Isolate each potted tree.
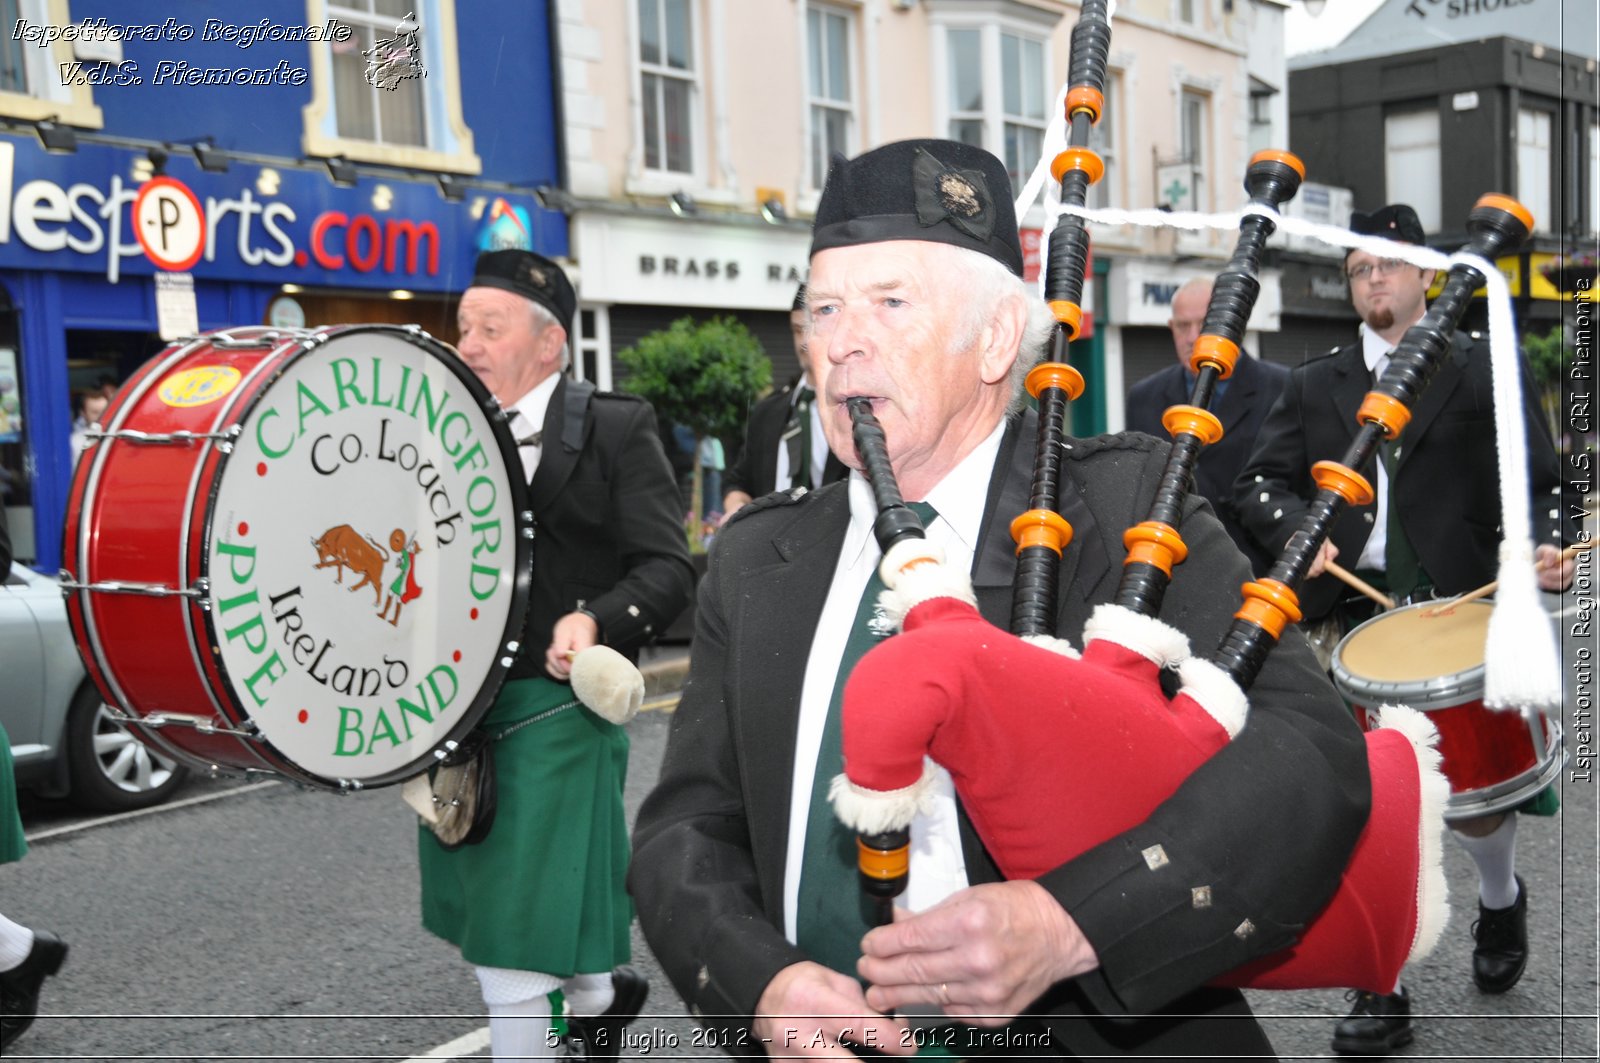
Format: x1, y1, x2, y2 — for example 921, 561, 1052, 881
618, 315, 772, 638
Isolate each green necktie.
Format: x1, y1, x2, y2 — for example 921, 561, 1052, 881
795, 501, 936, 977
1380, 439, 1425, 599
792, 387, 816, 491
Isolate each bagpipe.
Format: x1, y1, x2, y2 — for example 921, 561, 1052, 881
826, 0, 1551, 994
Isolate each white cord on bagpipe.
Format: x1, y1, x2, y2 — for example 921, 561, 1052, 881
1015, 130, 1562, 713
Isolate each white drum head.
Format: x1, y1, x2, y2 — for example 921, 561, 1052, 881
203, 326, 529, 787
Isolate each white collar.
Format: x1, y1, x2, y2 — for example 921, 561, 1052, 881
507, 372, 562, 437
841, 418, 1007, 570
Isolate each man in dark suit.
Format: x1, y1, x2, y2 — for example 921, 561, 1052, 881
418, 250, 694, 1063
1125, 277, 1288, 574
1232, 204, 1575, 1057
631, 139, 1370, 1060
722, 286, 846, 520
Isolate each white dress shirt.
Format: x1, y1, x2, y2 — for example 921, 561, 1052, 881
506, 373, 562, 482
782, 419, 1007, 941
1355, 324, 1394, 572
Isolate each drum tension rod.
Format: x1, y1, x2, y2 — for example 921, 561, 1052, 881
58, 574, 210, 599
83, 426, 241, 446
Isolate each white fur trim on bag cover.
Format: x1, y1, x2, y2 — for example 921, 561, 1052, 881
1083, 603, 1192, 667
828, 762, 938, 833
876, 544, 975, 630
1022, 633, 1081, 659
1174, 656, 1249, 739
1375, 703, 1451, 966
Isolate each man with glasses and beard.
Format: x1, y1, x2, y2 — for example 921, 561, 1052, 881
1233, 203, 1576, 1057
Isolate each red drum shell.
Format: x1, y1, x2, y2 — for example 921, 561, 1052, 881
63, 326, 532, 789
1332, 600, 1562, 820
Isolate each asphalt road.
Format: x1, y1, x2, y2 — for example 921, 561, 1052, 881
8, 612, 1597, 1062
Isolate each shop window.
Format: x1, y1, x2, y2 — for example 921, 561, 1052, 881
637, 0, 698, 177
806, 3, 855, 192
1515, 108, 1551, 234
1590, 123, 1599, 236
1180, 88, 1209, 211
0, 0, 103, 128
932, 4, 1060, 192
1384, 108, 1440, 232
0, 338, 31, 562
301, 0, 481, 174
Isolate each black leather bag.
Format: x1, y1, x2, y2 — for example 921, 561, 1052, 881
427, 729, 497, 850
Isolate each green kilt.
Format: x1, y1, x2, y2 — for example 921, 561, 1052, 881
417, 676, 633, 973
1, 721, 27, 864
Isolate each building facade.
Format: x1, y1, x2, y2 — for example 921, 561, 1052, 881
0, 0, 565, 567
1288, 0, 1599, 345
554, 0, 1279, 434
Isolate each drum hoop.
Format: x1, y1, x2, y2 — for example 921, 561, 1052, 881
1442, 718, 1566, 821
192, 324, 535, 790
68, 333, 227, 772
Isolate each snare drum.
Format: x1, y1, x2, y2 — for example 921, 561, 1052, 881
1331, 600, 1563, 820
64, 326, 532, 790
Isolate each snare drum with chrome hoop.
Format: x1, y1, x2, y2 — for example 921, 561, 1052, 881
1331, 599, 1563, 820
63, 325, 532, 790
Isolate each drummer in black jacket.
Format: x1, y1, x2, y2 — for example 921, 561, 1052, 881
1232, 204, 1576, 1057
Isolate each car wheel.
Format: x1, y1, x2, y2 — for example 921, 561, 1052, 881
64, 684, 190, 812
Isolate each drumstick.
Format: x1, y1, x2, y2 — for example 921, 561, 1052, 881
1324, 559, 1396, 611
1422, 542, 1591, 617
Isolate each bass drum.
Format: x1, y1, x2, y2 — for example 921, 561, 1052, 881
64, 325, 533, 790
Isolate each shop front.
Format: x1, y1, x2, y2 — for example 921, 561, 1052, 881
1104, 257, 1284, 431
569, 211, 812, 390
0, 133, 557, 567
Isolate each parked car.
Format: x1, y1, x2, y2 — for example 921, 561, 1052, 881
2, 562, 188, 811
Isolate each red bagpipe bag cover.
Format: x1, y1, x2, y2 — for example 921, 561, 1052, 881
831, 563, 1450, 993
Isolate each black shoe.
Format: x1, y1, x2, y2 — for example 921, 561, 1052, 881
1331, 986, 1414, 1056
1473, 875, 1529, 993
0, 930, 69, 1050
567, 965, 648, 1063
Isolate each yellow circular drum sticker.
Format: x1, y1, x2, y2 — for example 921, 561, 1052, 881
159, 366, 243, 408
204, 330, 524, 787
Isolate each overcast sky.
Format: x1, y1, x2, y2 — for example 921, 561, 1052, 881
1283, 0, 1385, 56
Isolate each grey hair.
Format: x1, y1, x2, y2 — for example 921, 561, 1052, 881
940, 246, 1059, 412
524, 298, 572, 370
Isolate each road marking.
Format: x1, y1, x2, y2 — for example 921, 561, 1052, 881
641, 691, 682, 713
402, 1024, 491, 1060
24, 780, 281, 842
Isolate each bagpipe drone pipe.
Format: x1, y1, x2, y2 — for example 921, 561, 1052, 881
826, 0, 1540, 992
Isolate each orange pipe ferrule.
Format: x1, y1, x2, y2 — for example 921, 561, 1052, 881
1311, 461, 1375, 506
1011, 509, 1074, 557
1026, 361, 1086, 401
858, 838, 910, 881
1475, 193, 1534, 234
1161, 405, 1224, 446
1065, 85, 1104, 125
1235, 579, 1303, 639
1048, 301, 1084, 338
1050, 146, 1105, 186
1250, 149, 1305, 178
1189, 335, 1241, 379
1357, 392, 1411, 439
1123, 522, 1189, 576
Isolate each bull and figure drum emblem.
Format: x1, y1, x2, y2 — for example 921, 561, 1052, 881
63, 325, 534, 790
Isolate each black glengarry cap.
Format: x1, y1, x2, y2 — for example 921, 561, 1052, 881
810, 139, 1024, 277
469, 250, 576, 332
1349, 204, 1426, 248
